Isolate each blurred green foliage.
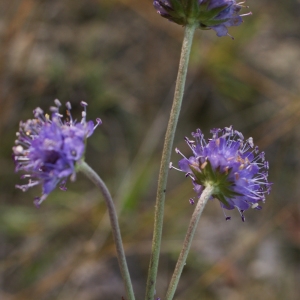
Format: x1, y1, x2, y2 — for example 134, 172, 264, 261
1, 0, 300, 299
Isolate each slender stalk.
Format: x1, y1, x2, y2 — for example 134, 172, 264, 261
145, 24, 197, 300
165, 185, 214, 300
77, 161, 135, 300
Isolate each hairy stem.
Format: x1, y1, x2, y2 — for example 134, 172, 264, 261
145, 24, 197, 300
78, 161, 135, 300
165, 185, 214, 300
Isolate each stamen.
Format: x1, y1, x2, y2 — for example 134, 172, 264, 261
175, 148, 188, 159
169, 162, 183, 172
240, 12, 252, 17
54, 99, 62, 107
66, 102, 72, 110
59, 180, 67, 191
14, 145, 24, 154
200, 161, 207, 169
236, 208, 245, 222
221, 206, 231, 221
95, 118, 102, 127
227, 32, 234, 40
33, 107, 44, 118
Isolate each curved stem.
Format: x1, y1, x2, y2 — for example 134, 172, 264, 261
78, 161, 135, 300
165, 185, 214, 300
145, 24, 197, 300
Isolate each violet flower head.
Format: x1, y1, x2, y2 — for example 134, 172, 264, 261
13, 100, 102, 207
172, 127, 272, 221
153, 0, 251, 38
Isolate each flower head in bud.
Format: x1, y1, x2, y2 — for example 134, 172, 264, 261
153, 0, 251, 38
172, 127, 272, 221
13, 100, 102, 207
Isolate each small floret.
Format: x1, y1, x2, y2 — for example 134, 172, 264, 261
13, 100, 101, 206
153, 0, 252, 38
172, 127, 272, 221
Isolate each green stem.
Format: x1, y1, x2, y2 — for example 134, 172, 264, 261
165, 185, 214, 300
145, 24, 197, 300
77, 161, 135, 300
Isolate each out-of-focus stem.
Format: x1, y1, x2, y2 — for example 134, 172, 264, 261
78, 161, 135, 300
165, 185, 214, 300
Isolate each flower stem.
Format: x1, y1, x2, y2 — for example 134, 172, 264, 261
145, 24, 197, 300
78, 161, 135, 300
165, 185, 214, 300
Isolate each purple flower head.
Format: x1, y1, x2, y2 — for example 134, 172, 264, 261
13, 100, 102, 207
153, 0, 251, 38
172, 127, 272, 221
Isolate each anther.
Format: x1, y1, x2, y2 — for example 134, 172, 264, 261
14, 145, 24, 153
66, 102, 72, 110
54, 99, 62, 107
189, 198, 195, 205
247, 137, 254, 148
201, 161, 207, 169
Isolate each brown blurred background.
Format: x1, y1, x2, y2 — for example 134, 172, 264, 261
1, 0, 300, 299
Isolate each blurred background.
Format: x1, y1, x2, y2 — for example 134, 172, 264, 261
1, 0, 300, 299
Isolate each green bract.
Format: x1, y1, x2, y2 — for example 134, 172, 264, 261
153, 0, 250, 37
189, 161, 242, 208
